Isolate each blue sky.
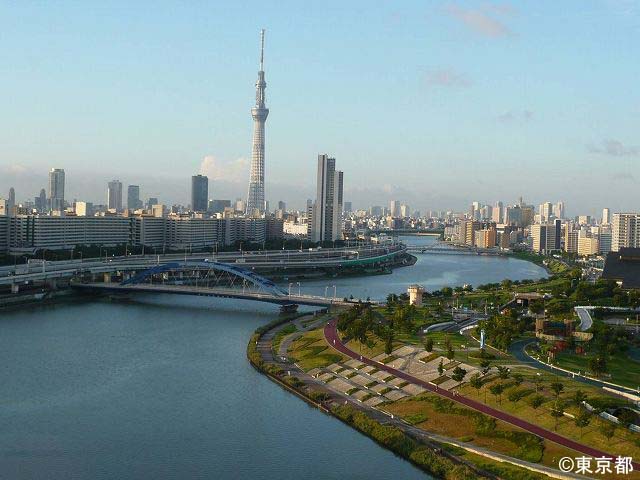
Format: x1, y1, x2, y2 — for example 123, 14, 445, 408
1, 1, 638, 214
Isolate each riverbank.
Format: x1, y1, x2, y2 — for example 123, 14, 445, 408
247, 313, 582, 480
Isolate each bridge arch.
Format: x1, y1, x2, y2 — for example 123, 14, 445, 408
121, 261, 288, 296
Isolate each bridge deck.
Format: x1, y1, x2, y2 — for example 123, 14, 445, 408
73, 283, 374, 308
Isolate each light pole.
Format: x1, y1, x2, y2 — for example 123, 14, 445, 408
324, 286, 329, 298
288, 283, 293, 296
297, 282, 301, 296
333, 285, 337, 299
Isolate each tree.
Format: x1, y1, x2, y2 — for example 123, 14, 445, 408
512, 373, 524, 386
452, 366, 467, 382
529, 394, 545, 412
424, 337, 434, 352
469, 373, 483, 397
384, 331, 394, 355
480, 360, 491, 375
550, 400, 565, 431
497, 366, 510, 379
533, 374, 544, 392
437, 359, 444, 376
589, 355, 608, 377
599, 423, 616, 442
574, 410, 591, 439
446, 347, 455, 360
489, 383, 505, 404
573, 389, 587, 406
550, 382, 564, 399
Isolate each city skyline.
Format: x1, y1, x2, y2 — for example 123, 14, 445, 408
1, 1, 639, 214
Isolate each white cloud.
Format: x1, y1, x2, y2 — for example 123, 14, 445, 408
447, 4, 513, 38
199, 155, 249, 182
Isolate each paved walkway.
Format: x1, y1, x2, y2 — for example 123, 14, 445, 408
325, 319, 640, 470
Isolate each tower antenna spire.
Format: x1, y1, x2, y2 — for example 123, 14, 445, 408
260, 29, 265, 71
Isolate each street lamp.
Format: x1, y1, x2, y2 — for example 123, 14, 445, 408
288, 282, 293, 296
297, 282, 301, 296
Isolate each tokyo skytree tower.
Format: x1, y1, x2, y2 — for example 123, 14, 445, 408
246, 29, 269, 216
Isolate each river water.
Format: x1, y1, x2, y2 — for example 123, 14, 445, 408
0, 237, 546, 479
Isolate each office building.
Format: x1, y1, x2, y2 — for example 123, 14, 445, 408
191, 175, 209, 212
277, 200, 286, 212
343, 201, 352, 213
246, 30, 269, 216
531, 223, 557, 254
209, 199, 231, 214
389, 200, 400, 218
311, 154, 344, 243
539, 202, 553, 222
602, 208, 611, 225
553, 202, 565, 220
49, 168, 65, 212
75, 202, 94, 217
107, 180, 123, 212
35, 189, 47, 212
127, 185, 141, 210
577, 234, 599, 257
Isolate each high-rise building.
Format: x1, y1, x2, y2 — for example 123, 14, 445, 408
127, 185, 141, 210
602, 208, 611, 225
277, 200, 286, 212
553, 201, 565, 220
8, 188, 15, 212
35, 189, 47, 212
209, 199, 231, 214
146, 197, 159, 210
191, 175, 209, 212
49, 168, 65, 212
343, 201, 352, 213
400, 204, 411, 218
311, 154, 344, 243
612, 213, 640, 252
531, 223, 557, 254
246, 29, 269, 217
492, 201, 504, 223
539, 202, 553, 222
107, 180, 123, 212
389, 200, 400, 218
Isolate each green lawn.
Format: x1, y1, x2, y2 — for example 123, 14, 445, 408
554, 351, 640, 389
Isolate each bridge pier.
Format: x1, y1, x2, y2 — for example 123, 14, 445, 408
46, 278, 58, 290
280, 304, 298, 314
11, 283, 19, 294
103, 273, 112, 283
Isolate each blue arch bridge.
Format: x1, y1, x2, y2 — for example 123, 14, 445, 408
73, 261, 372, 311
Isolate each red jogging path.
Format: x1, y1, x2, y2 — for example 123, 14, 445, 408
324, 319, 640, 469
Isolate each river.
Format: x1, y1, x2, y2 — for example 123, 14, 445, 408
0, 238, 547, 479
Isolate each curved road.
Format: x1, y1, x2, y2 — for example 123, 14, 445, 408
509, 338, 638, 395
324, 319, 640, 469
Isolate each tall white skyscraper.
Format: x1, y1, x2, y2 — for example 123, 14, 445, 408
602, 208, 611, 225
311, 154, 344, 243
48, 168, 65, 211
553, 201, 565, 219
246, 29, 269, 217
389, 200, 400, 217
539, 202, 553, 222
108, 180, 123, 212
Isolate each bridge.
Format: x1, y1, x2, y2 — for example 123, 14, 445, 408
0, 244, 407, 295
72, 260, 374, 309
405, 242, 503, 256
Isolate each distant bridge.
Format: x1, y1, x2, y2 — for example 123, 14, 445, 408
0, 244, 407, 294
405, 242, 503, 256
72, 260, 376, 309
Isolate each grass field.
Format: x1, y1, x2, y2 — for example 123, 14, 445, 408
554, 351, 640, 390
457, 369, 640, 459
287, 329, 348, 371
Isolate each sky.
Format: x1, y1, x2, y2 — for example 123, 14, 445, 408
1, 0, 639, 215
